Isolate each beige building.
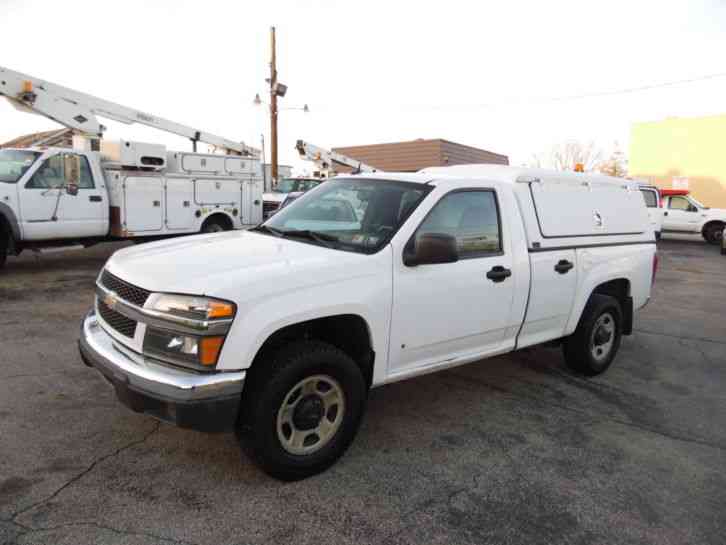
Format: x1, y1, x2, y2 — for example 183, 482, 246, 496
629, 114, 726, 208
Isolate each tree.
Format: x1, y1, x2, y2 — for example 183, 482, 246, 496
530, 141, 604, 172
597, 142, 628, 178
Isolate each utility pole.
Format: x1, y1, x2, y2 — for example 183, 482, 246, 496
269, 26, 279, 184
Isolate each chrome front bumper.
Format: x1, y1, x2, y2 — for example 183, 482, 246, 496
79, 310, 245, 432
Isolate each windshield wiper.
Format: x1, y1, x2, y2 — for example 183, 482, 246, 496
280, 229, 340, 248
250, 224, 285, 237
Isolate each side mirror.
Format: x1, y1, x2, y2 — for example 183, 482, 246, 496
404, 232, 458, 267
66, 183, 79, 196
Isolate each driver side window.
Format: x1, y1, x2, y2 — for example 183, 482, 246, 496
416, 190, 502, 258
669, 197, 694, 211
26, 154, 65, 189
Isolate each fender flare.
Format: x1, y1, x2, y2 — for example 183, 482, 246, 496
0, 202, 21, 240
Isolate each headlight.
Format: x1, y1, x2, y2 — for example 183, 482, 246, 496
142, 294, 235, 370
148, 294, 235, 321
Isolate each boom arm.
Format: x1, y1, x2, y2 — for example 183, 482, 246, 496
296, 140, 377, 177
0, 66, 259, 156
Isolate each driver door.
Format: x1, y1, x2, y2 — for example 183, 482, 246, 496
388, 188, 516, 377
19, 152, 106, 240
664, 196, 700, 233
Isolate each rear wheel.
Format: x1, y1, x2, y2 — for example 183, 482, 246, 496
200, 216, 231, 234
563, 294, 623, 376
238, 341, 367, 481
703, 223, 724, 245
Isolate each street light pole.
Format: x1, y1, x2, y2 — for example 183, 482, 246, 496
269, 26, 278, 184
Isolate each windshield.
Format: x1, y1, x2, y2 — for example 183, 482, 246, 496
275, 178, 321, 194
261, 178, 432, 253
689, 195, 708, 209
0, 150, 41, 184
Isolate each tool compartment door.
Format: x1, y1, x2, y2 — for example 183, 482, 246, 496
194, 179, 239, 205
124, 176, 163, 232
530, 178, 647, 237
165, 178, 195, 230
241, 179, 263, 225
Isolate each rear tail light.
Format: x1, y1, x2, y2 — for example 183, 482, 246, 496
652, 253, 659, 285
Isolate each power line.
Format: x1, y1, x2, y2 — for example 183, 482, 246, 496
545, 71, 726, 103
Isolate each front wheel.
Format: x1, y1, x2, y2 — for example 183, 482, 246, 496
0, 230, 9, 270
703, 223, 724, 245
563, 294, 623, 376
238, 341, 367, 481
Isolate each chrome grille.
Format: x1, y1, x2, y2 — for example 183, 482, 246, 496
100, 270, 151, 307
263, 201, 280, 215
98, 299, 137, 338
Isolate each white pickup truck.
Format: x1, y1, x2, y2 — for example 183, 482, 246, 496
0, 142, 263, 268
79, 164, 657, 480
660, 189, 726, 244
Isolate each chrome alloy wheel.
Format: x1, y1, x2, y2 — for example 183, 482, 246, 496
590, 312, 615, 363
276, 375, 345, 455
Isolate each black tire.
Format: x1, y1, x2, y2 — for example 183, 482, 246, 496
563, 294, 623, 376
0, 229, 9, 270
238, 340, 367, 481
703, 223, 724, 245
200, 217, 229, 234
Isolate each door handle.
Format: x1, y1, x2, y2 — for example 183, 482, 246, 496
663, 211, 668, 216
89, 195, 103, 202
554, 259, 574, 274
486, 265, 511, 283
153, 200, 161, 207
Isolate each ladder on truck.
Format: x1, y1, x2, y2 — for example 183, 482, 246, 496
0, 65, 259, 157
295, 140, 377, 178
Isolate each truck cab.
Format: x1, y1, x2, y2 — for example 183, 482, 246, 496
0, 147, 108, 246
661, 189, 726, 244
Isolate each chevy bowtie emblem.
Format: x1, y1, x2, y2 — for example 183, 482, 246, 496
594, 212, 603, 227
104, 292, 118, 310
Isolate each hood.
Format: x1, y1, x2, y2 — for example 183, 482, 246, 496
105, 230, 372, 301
703, 207, 726, 220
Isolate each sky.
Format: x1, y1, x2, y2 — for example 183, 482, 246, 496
1, 0, 726, 173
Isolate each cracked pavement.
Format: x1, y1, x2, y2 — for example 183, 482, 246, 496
1, 239, 725, 545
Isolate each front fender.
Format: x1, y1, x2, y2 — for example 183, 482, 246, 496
215, 261, 393, 383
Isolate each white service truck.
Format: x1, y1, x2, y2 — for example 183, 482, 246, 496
79, 164, 657, 480
0, 66, 263, 268
0, 144, 263, 267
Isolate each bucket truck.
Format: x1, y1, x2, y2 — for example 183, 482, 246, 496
0, 66, 264, 269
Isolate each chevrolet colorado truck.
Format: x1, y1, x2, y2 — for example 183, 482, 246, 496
79, 164, 657, 480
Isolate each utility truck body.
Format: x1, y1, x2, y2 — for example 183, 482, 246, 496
79, 164, 656, 480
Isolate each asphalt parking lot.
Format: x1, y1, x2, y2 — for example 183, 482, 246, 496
1, 239, 725, 545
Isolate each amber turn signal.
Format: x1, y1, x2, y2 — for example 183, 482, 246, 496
207, 301, 235, 319
199, 336, 225, 366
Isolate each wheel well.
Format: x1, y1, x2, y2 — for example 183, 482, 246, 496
251, 315, 375, 388
702, 220, 724, 236
202, 213, 234, 230
592, 278, 632, 335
